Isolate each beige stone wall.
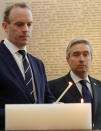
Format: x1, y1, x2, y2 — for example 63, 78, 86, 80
1, 0, 101, 81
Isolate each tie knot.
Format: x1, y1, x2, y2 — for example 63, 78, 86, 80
80, 80, 87, 86
18, 50, 26, 58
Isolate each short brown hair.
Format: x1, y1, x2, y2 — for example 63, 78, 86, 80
3, 3, 31, 23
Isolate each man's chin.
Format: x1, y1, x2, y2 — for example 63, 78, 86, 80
76, 70, 88, 77
78, 70, 87, 74
17, 42, 28, 48
20, 41, 29, 45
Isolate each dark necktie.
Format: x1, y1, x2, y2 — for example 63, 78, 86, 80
80, 80, 92, 103
18, 50, 34, 102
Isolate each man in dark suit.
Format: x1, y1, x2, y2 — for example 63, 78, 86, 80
48, 38, 101, 130
0, 3, 55, 129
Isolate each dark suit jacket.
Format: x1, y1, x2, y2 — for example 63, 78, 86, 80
0, 40, 55, 129
48, 73, 101, 130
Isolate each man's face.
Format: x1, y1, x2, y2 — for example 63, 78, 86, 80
2, 7, 33, 48
67, 43, 92, 78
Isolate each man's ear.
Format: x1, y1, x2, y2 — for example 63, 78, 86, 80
2, 22, 8, 32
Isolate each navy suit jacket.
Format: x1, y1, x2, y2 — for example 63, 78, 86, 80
48, 73, 101, 130
0, 40, 55, 129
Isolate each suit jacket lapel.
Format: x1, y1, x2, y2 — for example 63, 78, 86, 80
0, 41, 26, 88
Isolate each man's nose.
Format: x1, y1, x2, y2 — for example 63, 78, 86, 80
22, 25, 29, 32
79, 55, 85, 61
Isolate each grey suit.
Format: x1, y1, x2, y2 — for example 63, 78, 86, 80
48, 73, 101, 130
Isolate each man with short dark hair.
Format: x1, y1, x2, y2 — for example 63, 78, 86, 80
0, 3, 55, 129
48, 38, 101, 130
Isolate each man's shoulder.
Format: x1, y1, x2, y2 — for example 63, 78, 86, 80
28, 53, 43, 64
0, 40, 4, 43
27, 53, 45, 72
89, 76, 101, 84
0, 40, 7, 54
48, 73, 70, 84
0, 40, 4, 48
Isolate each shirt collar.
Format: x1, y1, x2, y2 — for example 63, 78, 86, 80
70, 71, 90, 84
4, 38, 27, 55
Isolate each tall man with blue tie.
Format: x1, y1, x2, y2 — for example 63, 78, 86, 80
48, 38, 101, 129
0, 3, 55, 129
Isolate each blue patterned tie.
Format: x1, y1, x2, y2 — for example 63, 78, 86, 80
80, 80, 92, 103
18, 50, 34, 102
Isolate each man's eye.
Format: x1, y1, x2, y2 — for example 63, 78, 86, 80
16, 23, 23, 26
84, 53, 89, 56
73, 53, 79, 56
27, 23, 32, 27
